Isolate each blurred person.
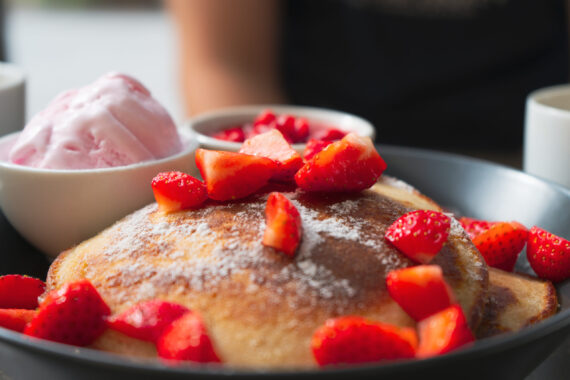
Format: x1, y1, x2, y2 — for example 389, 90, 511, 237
166, 0, 568, 155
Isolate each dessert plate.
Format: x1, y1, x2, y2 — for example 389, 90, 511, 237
0, 145, 568, 380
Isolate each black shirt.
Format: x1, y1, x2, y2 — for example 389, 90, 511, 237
280, 0, 569, 150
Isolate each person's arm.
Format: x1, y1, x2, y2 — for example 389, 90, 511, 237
166, 0, 285, 116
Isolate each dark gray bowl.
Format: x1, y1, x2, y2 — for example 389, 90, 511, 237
0, 145, 568, 380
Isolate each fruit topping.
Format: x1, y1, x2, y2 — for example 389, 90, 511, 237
0, 309, 36, 333
416, 305, 475, 358
385, 210, 451, 263
211, 126, 245, 143
527, 226, 570, 282
472, 221, 528, 272
253, 109, 276, 127
24, 279, 110, 346
195, 149, 276, 201
313, 128, 347, 141
303, 138, 333, 161
262, 192, 302, 257
459, 217, 497, 240
151, 171, 208, 213
107, 300, 190, 343
311, 316, 417, 366
294, 133, 387, 192
386, 265, 456, 321
0, 275, 45, 309
157, 311, 221, 363
239, 130, 304, 182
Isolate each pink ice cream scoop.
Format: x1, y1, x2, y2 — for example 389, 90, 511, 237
9, 72, 183, 169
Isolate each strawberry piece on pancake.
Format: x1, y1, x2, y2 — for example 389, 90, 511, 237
262, 192, 302, 257
151, 171, 207, 213
0, 274, 45, 310
527, 226, 570, 282
472, 221, 528, 272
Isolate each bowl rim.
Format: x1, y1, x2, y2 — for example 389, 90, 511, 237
0, 128, 198, 175
0, 144, 568, 377
184, 104, 376, 150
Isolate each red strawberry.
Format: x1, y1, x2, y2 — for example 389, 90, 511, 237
527, 226, 570, 282
295, 133, 387, 192
294, 118, 310, 143
262, 192, 302, 257
211, 126, 245, 143
253, 109, 276, 127
0, 309, 36, 332
239, 130, 303, 182
157, 311, 221, 363
459, 217, 497, 240
416, 305, 475, 358
313, 127, 347, 141
303, 138, 333, 161
0, 274, 45, 309
385, 210, 451, 263
24, 280, 110, 346
195, 149, 276, 201
386, 265, 456, 321
472, 221, 528, 272
107, 300, 189, 343
151, 171, 207, 213
274, 114, 297, 142
311, 316, 417, 366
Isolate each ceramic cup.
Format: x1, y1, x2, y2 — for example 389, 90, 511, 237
0, 62, 26, 135
524, 85, 570, 188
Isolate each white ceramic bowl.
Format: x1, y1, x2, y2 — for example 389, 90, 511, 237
186, 105, 375, 153
0, 130, 199, 258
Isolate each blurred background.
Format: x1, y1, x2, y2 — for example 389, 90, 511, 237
1, 0, 184, 122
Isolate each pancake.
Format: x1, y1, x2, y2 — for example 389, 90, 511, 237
47, 176, 488, 368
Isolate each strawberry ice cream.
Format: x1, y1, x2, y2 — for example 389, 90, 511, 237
9, 72, 182, 169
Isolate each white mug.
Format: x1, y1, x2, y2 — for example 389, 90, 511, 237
523, 85, 570, 189
0, 62, 26, 136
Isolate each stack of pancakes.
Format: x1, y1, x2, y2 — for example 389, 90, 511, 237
46, 176, 557, 368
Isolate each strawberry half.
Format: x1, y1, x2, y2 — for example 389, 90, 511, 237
313, 128, 347, 141
303, 138, 333, 161
262, 192, 302, 257
472, 221, 528, 272
416, 305, 475, 359
459, 217, 497, 240
386, 265, 456, 321
294, 133, 387, 192
157, 311, 221, 363
239, 129, 304, 182
385, 210, 451, 263
24, 280, 110, 346
0, 274, 45, 309
195, 149, 276, 201
0, 309, 36, 332
527, 226, 570, 282
311, 316, 417, 366
107, 300, 189, 343
151, 171, 208, 213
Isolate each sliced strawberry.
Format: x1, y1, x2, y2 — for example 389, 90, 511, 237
0, 274, 45, 309
211, 126, 245, 143
293, 118, 310, 143
274, 114, 297, 142
195, 149, 276, 201
459, 217, 497, 240
253, 109, 276, 127
107, 300, 189, 343
313, 127, 347, 141
151, 171, 207, 213
472, 221, 528, 272
239, 130, 303, 182
385, 210, 451, 263
0, 309, 36, 332
527, 226, 570, 282
295, 133, 387, 192
24, 280, 110, 346
157, 311, 221, 363
311, 316, 417, 366
303, 138, 333, 161
416, 305, 475, 358
262, 192, 302, 257
386, 265, 456, 321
